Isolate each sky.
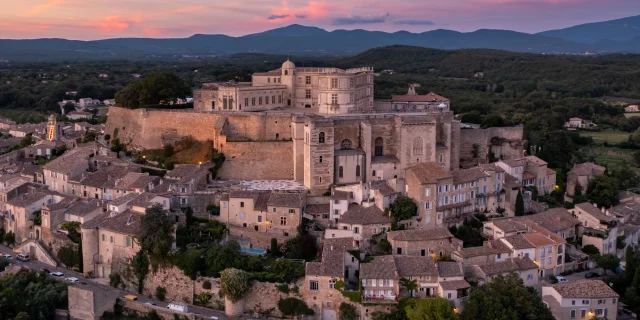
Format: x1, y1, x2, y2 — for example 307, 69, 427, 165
0, 0, 638, 40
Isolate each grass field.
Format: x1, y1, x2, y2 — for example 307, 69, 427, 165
579, 130, 630, 144
625, 113, 640, 118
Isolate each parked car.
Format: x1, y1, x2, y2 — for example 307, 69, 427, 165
123, 295, 138, 301
16, 254, 30, 261
3, 254, 12, 259
585, 272, 600, 278
556, 276, 569, 283
65, 277, 79, 283
50, 271, 64, 277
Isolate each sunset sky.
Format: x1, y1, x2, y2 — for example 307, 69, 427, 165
0, 0, 638, 40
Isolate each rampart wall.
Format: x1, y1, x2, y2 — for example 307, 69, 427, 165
460, 126, 524, 167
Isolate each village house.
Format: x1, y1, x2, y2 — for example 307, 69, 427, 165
542, 280, 619, 320
467, 256, 539, 286
2, 190, 64, 242
78, 98, 99, 109
336, 204, 392, 250
66, 111, 92, 120
451, 239, 514, 270
625, 105, 639, 113
386, 227, 461, 258
305, 202, 330, 229
304, 237, 360, 319
163, 163, 214, 210
566, 162, 606, 198
38, 197, 104, 244
571, 202, 617, 230
42, 146, 97, 195
500, 226, 566, 277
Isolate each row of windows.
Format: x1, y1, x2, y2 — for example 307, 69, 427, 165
338, 165, 361, 178
267, 77, 281, 84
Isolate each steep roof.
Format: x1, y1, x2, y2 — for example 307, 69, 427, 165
550, 280, 619, 299
406, 162, 452, 184
340, 204, 391, 225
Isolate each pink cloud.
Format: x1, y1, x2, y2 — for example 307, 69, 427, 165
26, 0, 67, 17
174, 6, 206, 14
87, 16, 132, 35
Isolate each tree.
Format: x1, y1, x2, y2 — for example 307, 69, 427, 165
390, 196, 418, 221
405, 297, 456, 320
114, 72, 191, 108
220, 268, 251, 303
204, 242, 243, 277
582, 244, 600, 255
140, 204, 174, 259
586, 175, 620, 208
155, 287, 166, 301
515, 190, 525, 216
460, 273, 555, 320
595, 254, 620, 275
184, 206, 194, 228
609, 163, 640, 190
4, 231, 15, 245
62, 102, 76, 115
132, 250, 150, 294
617, 236, 627, 251
633, 151, 640, 168
339, 302, 358, 320
400, 278, 418, 297
461, 111, 483, 124
270, 238, 279, 256
176, 248, 202, 280
481, 115, 505, 128
626, 246, 638, 282
56, 245, 79, 269
277, 297, 314, 318
18, 133, 34, 148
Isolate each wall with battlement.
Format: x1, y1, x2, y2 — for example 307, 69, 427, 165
459, 126, 524, 167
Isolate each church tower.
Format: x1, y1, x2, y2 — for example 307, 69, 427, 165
281, 60, 296, 107
47, 114, 58, 141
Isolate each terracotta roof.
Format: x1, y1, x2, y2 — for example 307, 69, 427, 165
500, 159, 524, 168
370, 180, 396, 196
522, 232, 556, 247
569, 162, 605, 177
575, 202, 616, 222
479, 163, 505, 173
42, 147, 94, 175
520, 208, 580, 233
81, 210, 143, 236
460, 245, 499, 258
452, 167, 488, 184
229, 190, 258, 199
525, 156, 547, 166
306, 203, 330, 215
490, 219, 527, 233
439, 280, 471, 290
254, 192, 271, 212
437, 261, 464, 277
503, 173, 520, 189
394, 256, 438, 277
109, 193, 140, 206
64, 199, 105, 217
489, 239, 513, 253
340, 204, 391, 225
476, 258, 537, 276
522, 172, 535, 180
387, 227, 453, 242
7, 191, 52, 207
550, 280, 619, 299
502, 234, 535, 250
546, 168, 556, 175
391, 92, 449, 103
267, 193, 305, 208
406, 162, 452, 184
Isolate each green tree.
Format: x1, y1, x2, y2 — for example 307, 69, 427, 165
461, 111, 483, 124
18, 133, 34, 148
270, 238, 279, 256
114, 72, 191, 108
184, 206, 194, 228
586, 175, 620, 208
626, 246, 638, 282
176, 248, 202, 280
56, 246, 78, 269
155, 286, 166, 301
140, 204, 174, 259
515, 190, 525, 216
609, 163, 640, 190
460, 273, 555, 320
4, 231, 15, 245
278, 297, 314, 318
390, 196, 418, 221
633, 151, 640, 168
405, 297, 456, 320
595, 254, 620, 275
339, 302, 358, 320
109, 273, 122, 288
400, 278, 418, 297
481, 115, 506, 128
132, 250, 150, 294
204, 242, 242, 277
582, 244, 600, 255
220, 268, 251, 303
617, 236, 627, 251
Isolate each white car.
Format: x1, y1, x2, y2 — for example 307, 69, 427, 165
3, 254, 12, 259
556, 276, 569, 283
65, 277, 79, 283
50, 271, 64, 277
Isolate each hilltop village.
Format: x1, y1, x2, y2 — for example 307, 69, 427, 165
0, 60, 636, 320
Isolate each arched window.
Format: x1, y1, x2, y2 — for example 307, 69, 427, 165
339, 166, 344, 178
284, 70, 289, 75
341, 139, 352, 150
356, 165, 361, 177
374, 137, 383, 156
413, 137, 423, 155
319, 132, 325, 143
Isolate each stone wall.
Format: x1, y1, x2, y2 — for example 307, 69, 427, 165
119, 299, 196, 320
217, 141, 294, 180
459, 126, 524, 168
69, 286, 120, 320
113, 262, 196, 304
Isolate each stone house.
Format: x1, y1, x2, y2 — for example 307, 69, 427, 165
566, 162, 605, 197
336, 204, 392, 250
40, 198, 105, 245
386, 227, 461, 258
69, 164, 139, 200
482, 218, 529, 239
329, 190, 351, 228
404, 162, 453, 227
523, 208, 581, 240
451, 239, 513, 270
625, 105, 639, 113
467, 257, 539, 286
542, 280, 619, 320
500, 227, 566, 277
220, 190, 306, 237
164, 163, 214, 210
435, 261, 471, 309
523, 156, 556, 195
2, 190, 63, 242
304, 237, 360, 319
582, 227, 618, 256
42, 147, 96, 195
305, 203, 330, 229
571, 202, 617, 230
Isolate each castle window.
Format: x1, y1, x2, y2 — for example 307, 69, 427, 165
331, 78, 338, 88
331, 94, 338, 105
268, 78, 270, 83
272, 96, 275, 104
265, 96, 269, 105
350, 78, 354, 88
211, 101, 215, 109
278, 95, 282, 104
244, 98, 249, 106
374, 137, 384, 156
280, 217, 287, 225
339, 166, 343, 178
259, 97, 263, 105
341, 139, 352, 149
372, 170, 376, 177
306, 89, 311, 99
356, 165, 361, 177
306, 76, 311, 85
285, 70, 289, 75
319, 132, 325, 143
319, 156, 323, 163
413, 137, 424, 155
252, 97, 256, 106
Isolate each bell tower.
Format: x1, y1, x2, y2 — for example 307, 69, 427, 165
281, 60, 296, 107
47, 114, 58, 141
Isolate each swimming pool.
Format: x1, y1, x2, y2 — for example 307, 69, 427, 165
240, 248, 267, 256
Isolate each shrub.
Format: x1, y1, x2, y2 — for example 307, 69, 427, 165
57, 246, 79, 268
109, 273, 122, 288
378, 239, 392, 253
220, 268, 250, 303
155, 287, 166, 301
202, 280, 212, 290
4, 231, 15, 245
276, 283, 290, 294
277, 297, 314, 317
195, 292, 212, 306
582, 244, 600, 255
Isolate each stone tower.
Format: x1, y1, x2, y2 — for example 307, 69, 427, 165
47, 114, 58, 141
281, 60, 296, 106
304, 119, 335, 191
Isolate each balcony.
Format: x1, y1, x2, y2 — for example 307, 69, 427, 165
363, 294, 397, 303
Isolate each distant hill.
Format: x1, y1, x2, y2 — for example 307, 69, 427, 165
538, 15, 640, 44
2, 18, 640, 61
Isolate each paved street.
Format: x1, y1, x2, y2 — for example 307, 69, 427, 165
0, 244, 226, 319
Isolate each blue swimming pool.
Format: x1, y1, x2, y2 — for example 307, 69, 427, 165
241, 248, 267, 255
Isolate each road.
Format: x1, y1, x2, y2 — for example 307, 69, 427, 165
0, 244, 226, 319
